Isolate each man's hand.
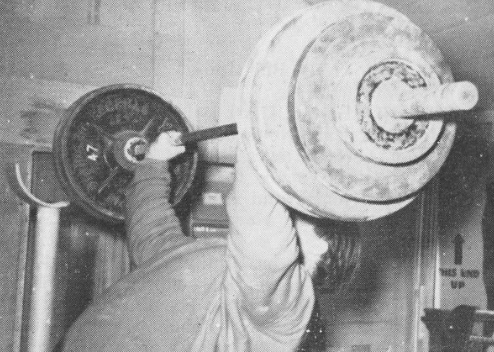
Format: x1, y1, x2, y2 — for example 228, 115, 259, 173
146, 131, 186, 161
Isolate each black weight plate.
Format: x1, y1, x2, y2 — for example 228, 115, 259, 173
53, 84, 198, 224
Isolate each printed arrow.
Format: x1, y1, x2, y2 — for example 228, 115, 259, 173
453, 233, 465, 265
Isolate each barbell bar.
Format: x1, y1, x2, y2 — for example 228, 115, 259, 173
164, 80, 477, 148
170, 123, 238, 145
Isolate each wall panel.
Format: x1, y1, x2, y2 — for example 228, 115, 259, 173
432, 15, 494, 110
381, 0, 494, 34
317, 202, 422, 351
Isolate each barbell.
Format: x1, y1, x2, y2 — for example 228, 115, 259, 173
52, 0, 479, 223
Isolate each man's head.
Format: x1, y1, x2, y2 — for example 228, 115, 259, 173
295, 215, 361, 293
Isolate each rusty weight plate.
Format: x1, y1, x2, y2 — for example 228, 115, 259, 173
237, 0, 456, 220
53, 84, 198, 224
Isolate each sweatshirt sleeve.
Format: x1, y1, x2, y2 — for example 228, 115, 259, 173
125, 159, 193, 266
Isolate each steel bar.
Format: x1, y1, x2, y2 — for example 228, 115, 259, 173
172, 123, 238, 145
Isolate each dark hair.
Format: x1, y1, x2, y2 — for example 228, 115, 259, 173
308, 219, 361, 294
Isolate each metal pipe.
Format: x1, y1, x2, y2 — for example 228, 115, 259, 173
5, 163, 69, 352
27, 206, 62, 352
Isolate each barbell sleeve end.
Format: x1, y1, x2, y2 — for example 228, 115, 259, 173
371, 80, 479, 123
444, 81, 479, 112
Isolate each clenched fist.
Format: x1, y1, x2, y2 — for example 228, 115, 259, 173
146, 131, 186, 161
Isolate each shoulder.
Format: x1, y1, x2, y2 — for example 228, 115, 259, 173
63, 238, 228, 352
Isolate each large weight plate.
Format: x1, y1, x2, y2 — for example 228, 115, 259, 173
53, 84, 198, 224
237, 0, 456, 220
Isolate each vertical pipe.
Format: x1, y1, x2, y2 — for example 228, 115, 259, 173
27, 206, 61, 352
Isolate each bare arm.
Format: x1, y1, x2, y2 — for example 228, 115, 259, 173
225, 143, 314, 332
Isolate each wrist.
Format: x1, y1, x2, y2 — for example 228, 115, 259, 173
141, 157, 169, 165
134, 159, 171, 182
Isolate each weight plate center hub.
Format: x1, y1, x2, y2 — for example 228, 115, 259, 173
370, 78, 415, 133
348, 60, 444, 165
112, 131, 148, 171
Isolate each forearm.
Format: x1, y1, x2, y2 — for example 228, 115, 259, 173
227, 182, 299, 282
226, 148, 302, 320
125, 159, 189, 266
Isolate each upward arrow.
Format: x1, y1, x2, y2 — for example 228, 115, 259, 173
453, 234, 465, 265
